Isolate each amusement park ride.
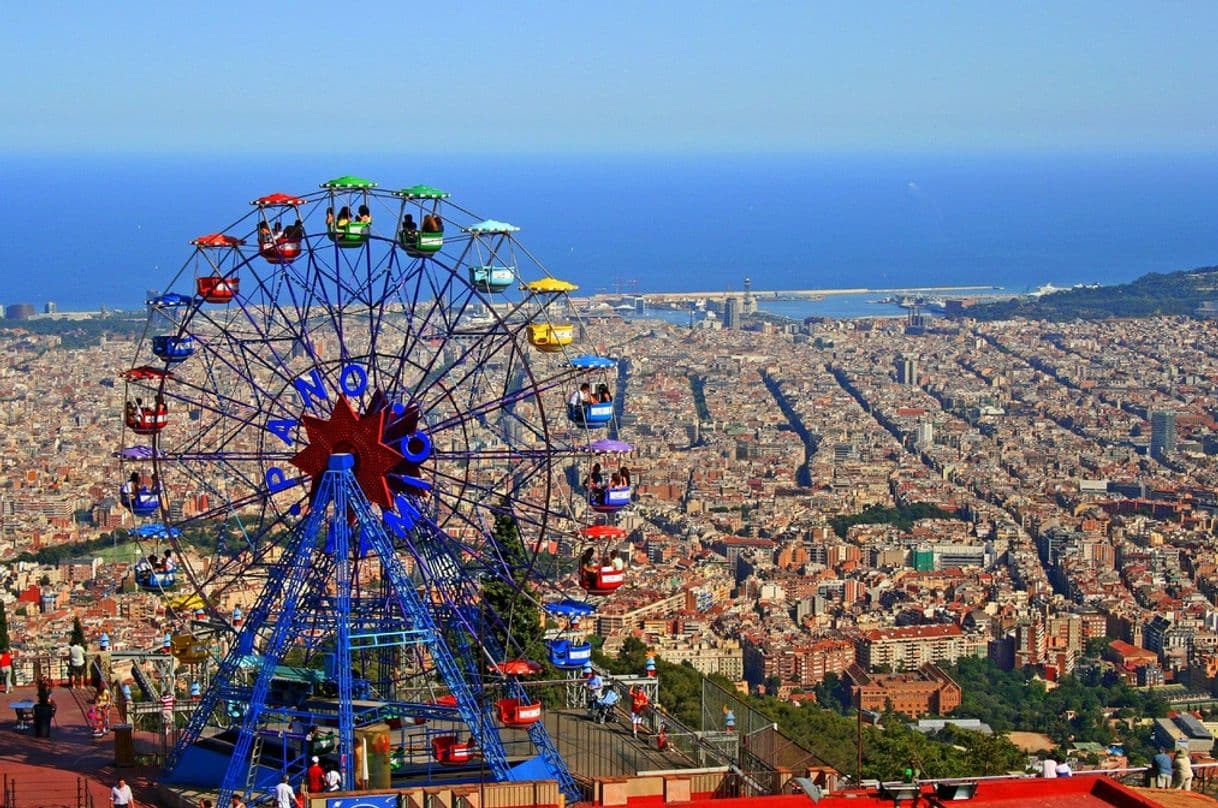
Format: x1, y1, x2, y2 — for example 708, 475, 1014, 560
111, 177, 638, 806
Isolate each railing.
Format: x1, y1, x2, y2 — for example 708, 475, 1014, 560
900, 762, 1218, 793
1, 773, 97, 808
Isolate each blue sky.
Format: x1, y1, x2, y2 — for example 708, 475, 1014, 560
3, 2, 1217, 154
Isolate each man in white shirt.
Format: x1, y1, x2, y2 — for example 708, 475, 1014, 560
69, 642, 87, 688
274, 774, 294, 808
110, 778, 134, 807
324, 766, 342, 791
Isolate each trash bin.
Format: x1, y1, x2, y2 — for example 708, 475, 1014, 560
114, 723, 135, 768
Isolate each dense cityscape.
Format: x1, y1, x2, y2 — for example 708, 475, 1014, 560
6, 292, 1218, 789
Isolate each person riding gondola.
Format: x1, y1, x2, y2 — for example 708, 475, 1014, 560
400, 213, 418, 241
422, 213, 442, 232
583, 462, 603, 494
595, 383, 612, 403
120, 472, 140, 505
283, 218, 304, 242
357, 204, 372, 224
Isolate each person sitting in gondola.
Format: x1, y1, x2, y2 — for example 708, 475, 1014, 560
583, 462, 603, 496
120, 472, 140, 506
272, 221, 283, 240
610, 551, 625, 572
422, 213, 443, 233
569, 383, 592, 409
400, 213, 418, 241
336, 206, 352, 228
149, 553, 165, 572
619, 465, 632, 487
163, 550, 176, 573
257, 221, 274, 247
357, 204, 372, 224
595, 383, 613, 403
579, 547, 598, 586
284, 218, 304, 242
153, 393, 167, 415
133, 554, 153, 579
325, 207, 335, 228
125, 400, 137, 424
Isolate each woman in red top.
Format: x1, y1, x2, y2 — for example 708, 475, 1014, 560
0, 649, 13, 694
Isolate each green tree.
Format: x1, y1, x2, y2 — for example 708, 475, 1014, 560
70, 615, 86, 648
481, 510, 545, 662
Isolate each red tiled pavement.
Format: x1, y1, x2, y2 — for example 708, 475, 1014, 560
0, 684, 167, 807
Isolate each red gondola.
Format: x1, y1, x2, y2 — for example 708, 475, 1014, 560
580, 525, 627, 541
126, 403, 168, 435
122, 366, 176, 382
580, 565, 625, 595
496, 698, 542, 728
197, 274, 239, 303
191, 233, 244, 249
492, 659, 543, 677
432, 735, 476, 765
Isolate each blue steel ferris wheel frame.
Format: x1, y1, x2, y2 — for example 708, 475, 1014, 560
121, 180, 621, 805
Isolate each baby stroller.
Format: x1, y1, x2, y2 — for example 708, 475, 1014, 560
590, 688, 620, 724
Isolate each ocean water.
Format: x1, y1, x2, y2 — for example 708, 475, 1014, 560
2, 152, 1216, 311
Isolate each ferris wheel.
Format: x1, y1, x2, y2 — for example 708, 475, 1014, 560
111, 176, 639, 804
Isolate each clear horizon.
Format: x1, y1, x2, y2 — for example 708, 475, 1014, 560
4, 2, 1217, 155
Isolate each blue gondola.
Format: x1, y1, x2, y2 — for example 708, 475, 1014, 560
548, 638, 593, 669
590, 485, 632, 513
152, 335, 195, 363
469, 265, 515, 293
568, 401, 613, 426
137, 569, 177, 590
147, 292, 193, 308
120, 489, 161, 517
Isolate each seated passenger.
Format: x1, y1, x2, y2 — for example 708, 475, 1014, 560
569, 383, 592, 409
120, 472, 140, 504
582, 462, 603, 493
357, 204, 372, 224
336, 206, 352, 229
422, 214, 443, 233
610, 552, 625, 572
125, 401, 137, 424
618, 465, 631, 487
595, 383, 613, 403
257, 221, 274, 246
148, 554, 164, 573
272, 221, 283, 240
283, 219, 304, 242
400, 213, 418, 240
163, 550, 176, 573
579, 547, 599, 581
325, 207, 335, 228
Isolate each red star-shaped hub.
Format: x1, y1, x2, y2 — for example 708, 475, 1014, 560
290, 396, 404, 510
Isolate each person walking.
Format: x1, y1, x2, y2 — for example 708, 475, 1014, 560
274, 774, 294, 808
110, 777, 134, 807
1175, 750, 1194, 791
1153, 748, 1174, 789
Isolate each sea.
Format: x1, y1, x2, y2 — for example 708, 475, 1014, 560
3, 151, 1217, 317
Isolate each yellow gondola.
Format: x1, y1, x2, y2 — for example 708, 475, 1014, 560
528, 323, 574, 352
